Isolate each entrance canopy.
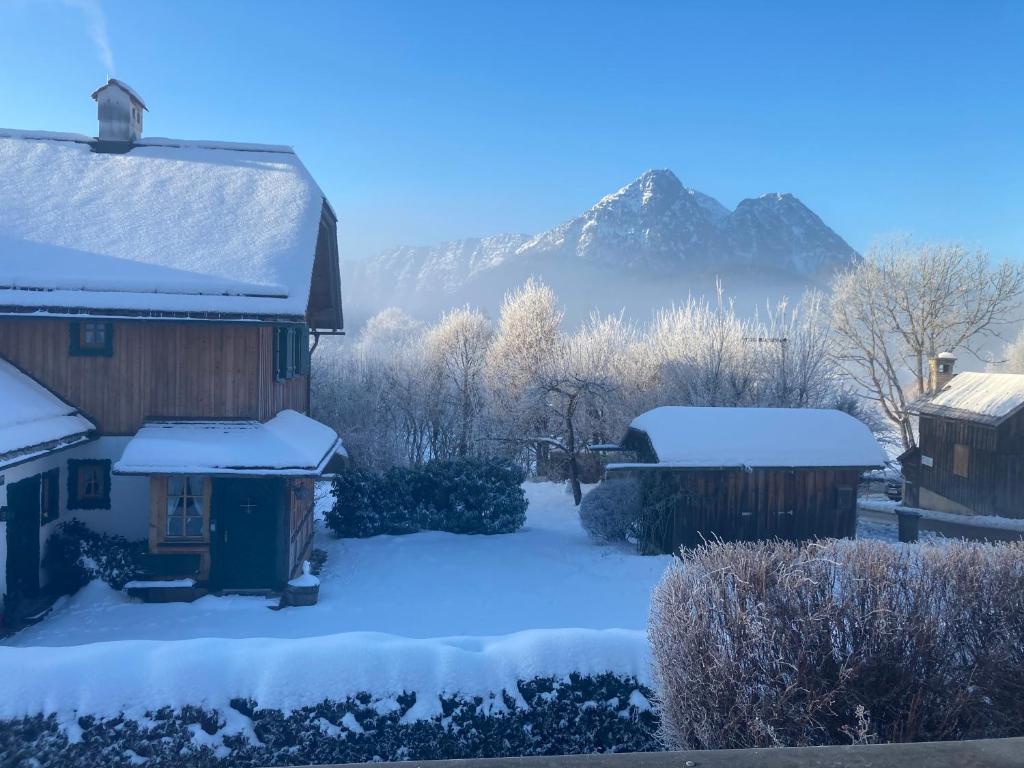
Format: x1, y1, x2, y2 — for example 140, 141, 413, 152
113, 409, 345, 477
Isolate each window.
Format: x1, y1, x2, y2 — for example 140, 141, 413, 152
274, 325, 309, 380
40, 468, 59, 525
166, 475, 205, 538
953, 444, 970, 478
69, 321, 114, 356
67, 459, 111, 509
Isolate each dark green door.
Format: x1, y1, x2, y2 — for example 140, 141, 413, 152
6, 475, 41, 600
210, 478, 279, 589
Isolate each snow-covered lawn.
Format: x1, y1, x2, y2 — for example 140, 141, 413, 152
0, 481, 943, 724
7, 482, 672, 647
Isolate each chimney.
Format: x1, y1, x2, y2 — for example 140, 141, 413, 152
928, 352, 957, 394
90, 79, 147, 145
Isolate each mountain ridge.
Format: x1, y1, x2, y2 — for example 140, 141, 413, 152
345, 169, 859, 322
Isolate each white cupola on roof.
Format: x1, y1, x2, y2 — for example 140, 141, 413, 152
91, 79, 147, 143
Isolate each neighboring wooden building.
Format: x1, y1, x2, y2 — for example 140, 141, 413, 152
901, 356, 1024, 519
0, 81, 345, 615
606, 406, 885, 553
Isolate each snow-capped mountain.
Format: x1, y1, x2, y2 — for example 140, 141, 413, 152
345, 170, 859, 323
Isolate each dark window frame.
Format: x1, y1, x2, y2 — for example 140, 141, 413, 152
67, 459, 112, 510
69, 321, 114, 357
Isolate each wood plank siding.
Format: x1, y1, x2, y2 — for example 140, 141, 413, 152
915, 412, 1024, 518
624, 467, 860, 553
0, 317, 308, 434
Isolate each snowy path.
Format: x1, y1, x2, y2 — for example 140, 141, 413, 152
7, 482, 673, 647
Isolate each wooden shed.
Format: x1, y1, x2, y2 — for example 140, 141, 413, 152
605, 407, 885, 553
902, 367, 1024, 519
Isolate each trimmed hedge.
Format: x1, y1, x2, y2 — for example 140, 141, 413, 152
650, 538, 1024, 750
0, 674, 659, 767
326, 459, 528, 537
42, 519, 147, 593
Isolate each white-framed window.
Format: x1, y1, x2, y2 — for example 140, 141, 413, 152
166, 475, 205, 538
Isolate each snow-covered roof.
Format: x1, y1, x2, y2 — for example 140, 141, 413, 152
0, 357, 95, 467
91, 79, 148, 110
917, 372, 1024, 426
610, 406, 885, 470
0, 129, 327, 319
113, 410, 344, 477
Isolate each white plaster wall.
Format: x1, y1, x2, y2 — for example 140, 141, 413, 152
1, 436, 150, 599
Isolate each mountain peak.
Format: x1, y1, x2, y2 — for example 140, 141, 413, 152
349, 171, 859, 320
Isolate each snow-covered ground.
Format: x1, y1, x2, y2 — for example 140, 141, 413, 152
8, 482, 670, 648
0, 482, 934, 724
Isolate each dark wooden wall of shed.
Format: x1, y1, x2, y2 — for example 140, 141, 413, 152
0, 318, 308, 434
916, 413, 1024, 518
631, 467, 860, 553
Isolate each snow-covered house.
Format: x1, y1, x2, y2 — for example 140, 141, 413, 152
0, 80, 344, 616
605, 406, 885, 553
902, 355, 1024, 518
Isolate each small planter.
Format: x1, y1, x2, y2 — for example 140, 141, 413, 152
281, 561, 320, 607
283, 582, 319, 607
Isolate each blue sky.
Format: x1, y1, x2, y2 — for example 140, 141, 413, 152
1, 0, 1022, 262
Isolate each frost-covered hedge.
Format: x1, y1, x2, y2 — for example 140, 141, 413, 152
0, 674, 659, 767
579, 477, 641, 544
326, 459, 528, 537
42, 520, 147, 594
650, 538, 1024, 750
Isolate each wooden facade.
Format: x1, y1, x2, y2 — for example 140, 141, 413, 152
902, 410, 1024, 519
146, 474, 315, 588
611, 422, 869, 554
615, 466, 860, 554
0, 317, 308, 435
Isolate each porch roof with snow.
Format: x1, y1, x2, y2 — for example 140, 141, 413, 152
915, 372, 1024, 427
112, 410, 345, 477
0, 130, 342, 328
0, 357, 95, 469
607, 406, 885, 471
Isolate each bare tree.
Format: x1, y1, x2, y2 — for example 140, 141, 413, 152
830, 239, 1024, 450
535, 315, 620, 505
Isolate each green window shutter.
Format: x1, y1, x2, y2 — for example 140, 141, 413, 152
69, 322, 82, 355
274, 326, 288, 381
40, 468, 60, 525
301, 326, 311, 375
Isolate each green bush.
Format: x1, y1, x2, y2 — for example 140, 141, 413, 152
650, 538, 1024, 750
42, 519, 147, 593
326, 459, 528, 537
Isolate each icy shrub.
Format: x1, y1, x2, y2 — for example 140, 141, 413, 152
579, 477, 641, 544
650, 538, 1024, 750
0, 674, 660, 766
43, 519, 147, 593
327, 459, 527, 538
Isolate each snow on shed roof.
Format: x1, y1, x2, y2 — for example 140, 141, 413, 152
917, 372, 1024, 426
113, 410, 344, 477
0, 129, 327, 318
0, 357, 94, 467
610, 406, 885, 470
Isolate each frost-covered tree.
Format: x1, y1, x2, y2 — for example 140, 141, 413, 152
426, 307, 493, 457
1002, 326, 1024, 374
830, 239, 1024, 449
485, 279, 563, 460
